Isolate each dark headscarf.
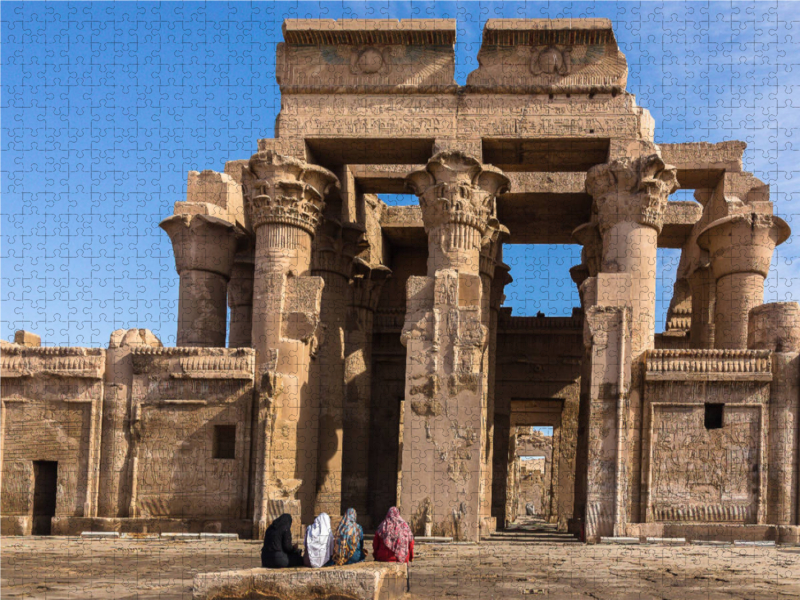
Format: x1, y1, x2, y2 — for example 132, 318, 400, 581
265, 514, 292, 538
262, 514, 293, 554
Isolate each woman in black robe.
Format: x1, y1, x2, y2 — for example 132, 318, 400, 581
261, 514, 304, 568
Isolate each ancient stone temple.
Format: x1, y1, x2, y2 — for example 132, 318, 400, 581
2, 18, 799, 544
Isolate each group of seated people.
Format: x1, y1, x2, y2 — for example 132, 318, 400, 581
261, 507, 414, 569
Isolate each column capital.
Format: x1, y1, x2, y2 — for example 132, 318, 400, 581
242, 151, 338, 237
406, 151, 510, 235
159, 213, 239, 278
350, 258, 392, 312
311, 219, 367, 278
585, 153, 678, 234
480, 222, 510, 278
571, 222, 602, 277
228, 252, 255, 309
697, 213, 790, 279
490, 262, 512, 311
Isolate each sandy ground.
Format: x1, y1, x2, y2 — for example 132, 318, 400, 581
2, 535, 799, 599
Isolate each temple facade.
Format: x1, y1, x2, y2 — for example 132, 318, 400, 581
2, 18, 799, 544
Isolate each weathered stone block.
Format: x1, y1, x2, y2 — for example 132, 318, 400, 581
192, 563, 407, 600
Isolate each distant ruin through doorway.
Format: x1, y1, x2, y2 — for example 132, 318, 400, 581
503, 400, 577, 531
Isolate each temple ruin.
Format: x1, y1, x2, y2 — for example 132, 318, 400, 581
2, 18, 799, 544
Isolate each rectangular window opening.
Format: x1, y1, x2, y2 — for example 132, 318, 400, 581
704, 403, 724, 430
213, 425, 237, 459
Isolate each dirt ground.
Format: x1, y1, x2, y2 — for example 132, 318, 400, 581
2, 535, 799, 599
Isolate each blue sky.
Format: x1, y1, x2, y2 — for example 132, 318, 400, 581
4, 1, 800, 347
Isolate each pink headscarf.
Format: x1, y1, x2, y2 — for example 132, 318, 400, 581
376, 507, 413, 562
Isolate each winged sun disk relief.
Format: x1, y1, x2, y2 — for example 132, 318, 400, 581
349, 47, 393, 76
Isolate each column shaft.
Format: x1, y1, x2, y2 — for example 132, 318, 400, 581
400, 151, 509, 542
243, 150, 337, 538
688, 266, 715, 348
714, 272, 764, 349
228, 256, 254, 348
178, 270, 228, 347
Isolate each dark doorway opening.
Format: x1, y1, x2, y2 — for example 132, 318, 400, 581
32, 461, 58, 535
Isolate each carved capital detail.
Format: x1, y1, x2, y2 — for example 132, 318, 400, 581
479, 222, 510, 278
406, 151, 510, 236
311, 220, 367, 278
571, 222, 602, 277
242, 151, 338, 237
585, 154, 679, 234
350, 258, 392, 312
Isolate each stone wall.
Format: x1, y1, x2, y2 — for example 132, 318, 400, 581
1, 345, 105, 535
128, 347, 255, 523
643, 350, 772, 525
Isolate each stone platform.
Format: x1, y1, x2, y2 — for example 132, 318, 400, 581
192, 563, 408, 600
625, 523, 800, 545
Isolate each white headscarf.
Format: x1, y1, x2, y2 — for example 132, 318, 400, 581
304, 512, 333, 567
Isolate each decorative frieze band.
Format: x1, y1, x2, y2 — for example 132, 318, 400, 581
653, 504, 753, 523
646, 349, 772, 381
131, 347, 255, 379
1, 347, 105, 379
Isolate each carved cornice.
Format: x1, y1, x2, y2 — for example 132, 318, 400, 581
585, 154, 679, 234
406, 151, 510, 236
646, 349, 772, 381
242, 151, 338, 237
1, 347, 105, 379
130, 347, 255, 379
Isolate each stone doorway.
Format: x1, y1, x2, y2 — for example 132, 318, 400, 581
503, 399, 577, 532
32, 461, 58, 535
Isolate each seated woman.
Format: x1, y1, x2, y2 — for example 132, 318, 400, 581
373, 507, 414, 563
329, 508, 366, 565
304, 512, 333, 568
261, 514, 304, 569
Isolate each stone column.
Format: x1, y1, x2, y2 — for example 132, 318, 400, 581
688, 265, 716, 348
399, 151, 509, 542
748, 302, 800, 526
312, 220, 365, 517
477, 228, 509, 536
342, 259, 391, 522
698, 213, 790, 349
241, 151, 338, 538
160, 214, 239, 347
228, 252, 254, 348
578, 154, 678, 541
586, 154, 679, 356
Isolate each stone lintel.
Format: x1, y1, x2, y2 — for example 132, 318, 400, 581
382, 202, 700, 247
660, 141, 745, 188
